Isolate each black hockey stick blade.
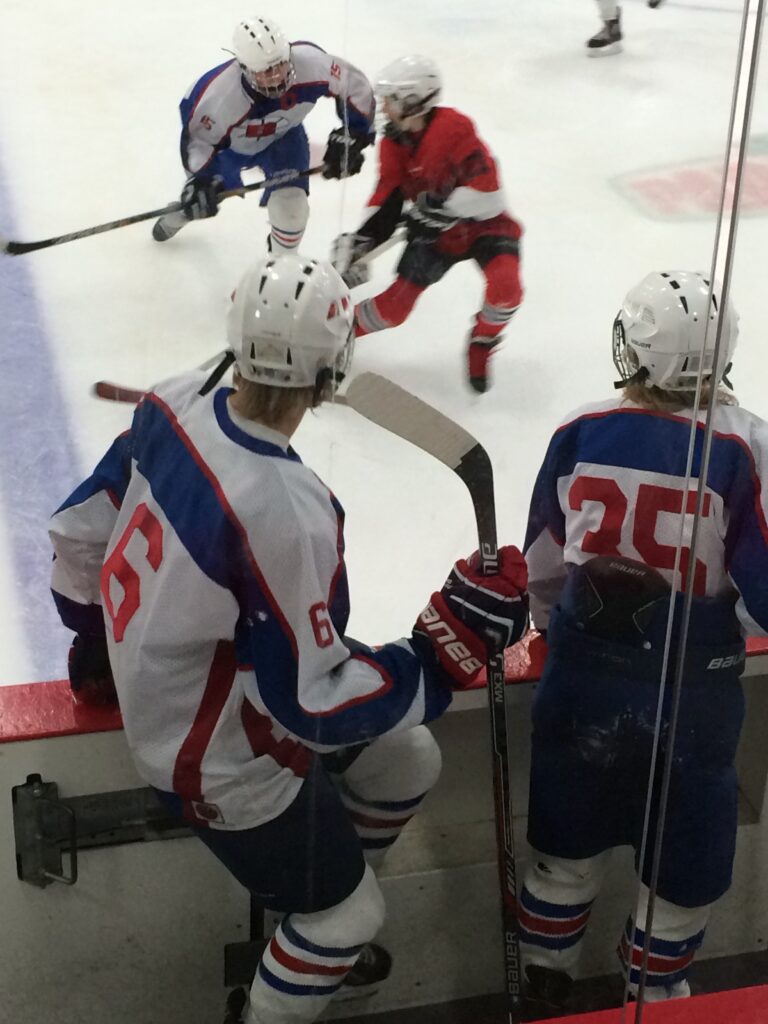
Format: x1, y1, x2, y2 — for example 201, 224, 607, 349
1, 166, 324, 256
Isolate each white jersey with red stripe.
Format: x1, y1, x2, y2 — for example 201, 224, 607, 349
524, 396, 768, 635
49, 372, 450, 829
180, 42, 375, 177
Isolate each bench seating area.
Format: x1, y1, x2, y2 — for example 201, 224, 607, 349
2, 636, 768, 1022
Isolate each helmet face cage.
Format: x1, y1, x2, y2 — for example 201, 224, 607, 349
316, 325, 355, 402
233, 18, 294, 97
380, 84, 439, 121
612, 310, 633, 383
239, 58, 294, 98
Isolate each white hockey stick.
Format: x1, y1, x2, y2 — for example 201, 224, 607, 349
344, 372, 523, 1022
356, 228, 405, 266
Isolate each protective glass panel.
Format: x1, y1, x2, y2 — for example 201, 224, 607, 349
0, 2, 766, 1024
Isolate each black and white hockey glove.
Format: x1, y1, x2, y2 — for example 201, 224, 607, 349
180, 175, 223, 220
68, 634, 118, 706
323, 129, 371, 180
405, 193, 459, 241
331, 232, 374, 287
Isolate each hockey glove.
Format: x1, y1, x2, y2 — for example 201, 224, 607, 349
323, 129, 371, 180
405, 193, 459, 241
180, 175, 223, 220
68, 634, 118, 706
413, 546, 529, 689
331, 232, 374, 287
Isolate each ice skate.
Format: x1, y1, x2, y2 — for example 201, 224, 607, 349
333, 942, 392, 1001
151, 212, 188, 242
467, 336, 500, 394
522, 965, 575, 1020
647, 0, 664, 7
586, 10, 622, 56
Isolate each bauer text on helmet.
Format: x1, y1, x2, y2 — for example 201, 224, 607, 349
613, 270, 738, 392
375, 55, 442, 122
232, 16, 294, 97
227, 254, 355, 395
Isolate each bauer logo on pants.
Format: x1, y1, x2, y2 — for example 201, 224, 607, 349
612, 135, 768, 220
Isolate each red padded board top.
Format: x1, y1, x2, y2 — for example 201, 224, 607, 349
1, 635, 767, 744
538, 985, 768, 1023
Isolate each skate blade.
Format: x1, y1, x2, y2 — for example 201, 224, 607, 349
587, 41, 623, 57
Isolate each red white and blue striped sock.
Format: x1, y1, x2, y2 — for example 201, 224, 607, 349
618, 915, 705, 997
340, 783, 427, 858
248, 916, 362, 1023
518, 885, 594, 976
269, 223, 304, 252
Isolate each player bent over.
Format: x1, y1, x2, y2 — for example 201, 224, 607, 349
331, 55, 524, 394
152, 14, 374, 253
49, 254, 529, 1024
519, 271, 768, 1016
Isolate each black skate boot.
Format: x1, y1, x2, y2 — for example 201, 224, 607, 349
647, 0, 664, 7
522, 965, 575, 1020
586, 9, 623, 56
335, 942, 393, 1000
467, 336, 501, 393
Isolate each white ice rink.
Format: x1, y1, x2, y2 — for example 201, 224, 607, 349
0, 0, 765, 686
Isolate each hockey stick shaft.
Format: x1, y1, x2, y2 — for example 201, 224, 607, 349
2, 166, 325, 256
356, 227, 406, 265
92, 350, 229, 404
343, 373, 523, 1022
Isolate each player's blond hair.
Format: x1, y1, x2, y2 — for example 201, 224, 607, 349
232, 372, 319, 427
622, 382, 738, 412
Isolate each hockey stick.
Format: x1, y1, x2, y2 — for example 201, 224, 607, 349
344, 372, 523, 1023
92, 350, 229, 404
0, 166, 325, 256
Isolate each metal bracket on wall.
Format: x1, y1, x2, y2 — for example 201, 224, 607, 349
12, 773, 193, 888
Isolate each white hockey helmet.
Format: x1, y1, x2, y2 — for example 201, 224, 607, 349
375, 55, 442, 121
613, 270, 738, 392
232, 16, 294, 96
227, 254, 355, 398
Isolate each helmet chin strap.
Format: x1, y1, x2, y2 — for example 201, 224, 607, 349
614, 366, 649, 390
199, 350, 236, 396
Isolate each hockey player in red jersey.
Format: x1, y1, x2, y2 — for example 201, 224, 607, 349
49, 253, 529, 1024
331, 55, 524, 394
519, 271, 768, 1017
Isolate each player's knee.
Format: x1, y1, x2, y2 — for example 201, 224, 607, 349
294, 865, 386, 947
345, 726, 442, 801
267, 187, 309, 232
485, 253, 524, 308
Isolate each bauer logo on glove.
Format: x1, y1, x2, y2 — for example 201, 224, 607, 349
413, 545, 529, 688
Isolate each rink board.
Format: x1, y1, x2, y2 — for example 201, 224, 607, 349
543, 983, 768, 1023
2, 638, 768, 1022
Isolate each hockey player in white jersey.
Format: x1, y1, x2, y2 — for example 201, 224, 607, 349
152, 15, 375, 252
517, 270, 768, 1017
49, 253, 529, 1024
